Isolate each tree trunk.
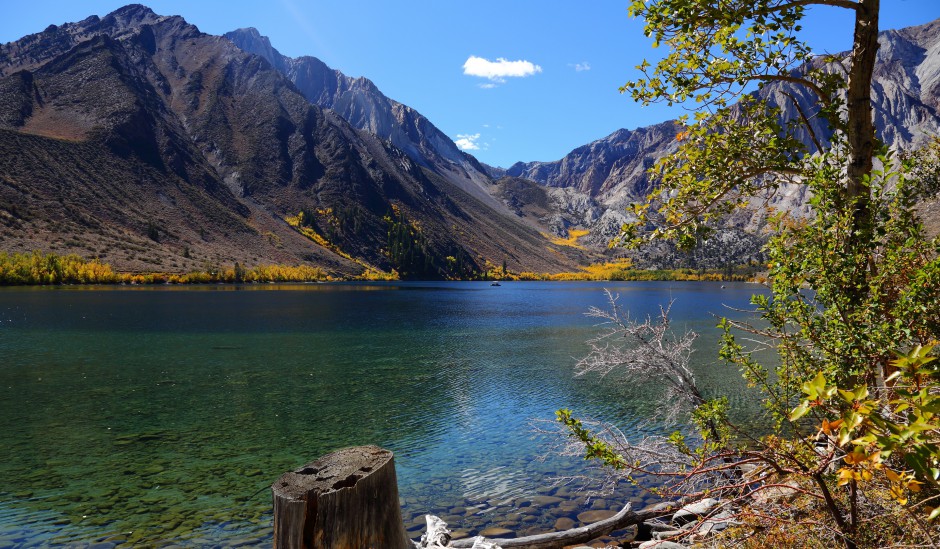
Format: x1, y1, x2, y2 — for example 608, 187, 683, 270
844, 0, 879, 231
845, 0, 879, 203
271, 445, 412, 549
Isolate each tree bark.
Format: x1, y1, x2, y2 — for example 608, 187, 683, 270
845, 0, 880, 210
271, 445, 412, 549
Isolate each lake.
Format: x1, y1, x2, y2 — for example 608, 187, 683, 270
0, 281, 768, 547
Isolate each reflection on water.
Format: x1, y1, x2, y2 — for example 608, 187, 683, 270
0, 281, 768, 546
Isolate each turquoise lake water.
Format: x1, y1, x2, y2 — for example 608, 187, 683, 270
0, 281, 768, 547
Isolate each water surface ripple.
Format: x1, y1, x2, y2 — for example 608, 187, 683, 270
0, 281, 766, 546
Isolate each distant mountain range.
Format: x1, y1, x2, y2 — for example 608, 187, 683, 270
494, 17, 940, 254
0, 5, 937, 276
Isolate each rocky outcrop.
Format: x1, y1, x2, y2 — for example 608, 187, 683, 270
506, 122, 679, 207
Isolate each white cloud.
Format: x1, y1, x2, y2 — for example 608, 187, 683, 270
478, 82, 497, 89
454, 133, 481, 150
572, 62, 591, 72
463, 56, 542, 83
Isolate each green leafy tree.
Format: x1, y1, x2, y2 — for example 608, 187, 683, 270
559, 1, 940, 547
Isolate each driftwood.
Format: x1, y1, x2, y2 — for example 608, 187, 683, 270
448, 501, 679, 549
271, 445, 412, 549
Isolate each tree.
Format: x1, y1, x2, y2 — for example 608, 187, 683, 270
560, 1, 940, 547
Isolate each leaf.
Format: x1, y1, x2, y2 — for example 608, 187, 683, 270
802, 371, 827, 399
851, 435, 876, 446
890, 483, 908, 505
844, 451, 861, 465
837, 468, 854, 486
838, 389, 856, 403
838, 429, 853, 447
789, 401, 810, 421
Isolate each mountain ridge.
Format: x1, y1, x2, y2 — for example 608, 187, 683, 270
0, 4, 584, 277
222, 27, 502, 214
2, 5, 937, 275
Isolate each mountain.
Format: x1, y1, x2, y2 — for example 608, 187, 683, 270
222, 28, 500, 212
0, 5, 584, 277
501, 17, 940, 258
502, 121, 681, 249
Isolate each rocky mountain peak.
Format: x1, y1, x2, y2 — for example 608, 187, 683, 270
499, 16, 940, 262
224, 27, 287, 72
103, 4, 160, 27
222, 27, 503, 212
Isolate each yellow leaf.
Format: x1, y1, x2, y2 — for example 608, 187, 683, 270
822, 418, 843, 435
837, 468, 854, 486
885, 469, 901, 483
844, 450, 866, 466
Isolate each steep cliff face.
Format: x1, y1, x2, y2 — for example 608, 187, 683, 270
506, 122, 679, 203
0, 5, 580, 276
500, 18, 940, 261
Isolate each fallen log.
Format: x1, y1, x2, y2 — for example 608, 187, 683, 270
271, 445, 412, 549
448, 501, 679, 549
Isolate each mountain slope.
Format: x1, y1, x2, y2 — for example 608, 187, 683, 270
223, 28, 501, 212
503, 18, 940, 253
0, 4, 581, 277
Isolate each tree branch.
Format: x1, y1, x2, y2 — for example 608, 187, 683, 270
761, 0, 860, 13
749, 74, 832, 106
782, 91, 825, 154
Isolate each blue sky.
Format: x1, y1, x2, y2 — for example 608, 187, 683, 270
3, 1, 940, 167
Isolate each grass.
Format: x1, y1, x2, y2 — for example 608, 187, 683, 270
0, 251, 330, 285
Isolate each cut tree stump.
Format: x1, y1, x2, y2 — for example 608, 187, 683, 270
271, 445, 412, 549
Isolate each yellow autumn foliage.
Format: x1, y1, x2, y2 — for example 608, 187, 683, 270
546, 228, 591, 249
0, 251, 117, 284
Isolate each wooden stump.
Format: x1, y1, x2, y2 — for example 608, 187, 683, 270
272, 445, 412, 549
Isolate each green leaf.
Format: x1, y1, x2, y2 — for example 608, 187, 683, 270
789, 401, 810, 421
802, 371, 827, 399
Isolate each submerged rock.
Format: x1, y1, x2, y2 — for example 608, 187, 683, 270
576, 509, 617, 524
478, 526, 515, 538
